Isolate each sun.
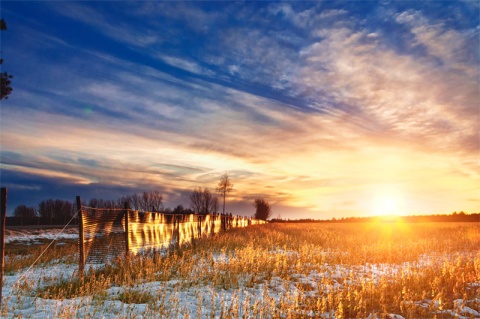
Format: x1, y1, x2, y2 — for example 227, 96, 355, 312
370, 190, 404, 218
373, 196, 397, 215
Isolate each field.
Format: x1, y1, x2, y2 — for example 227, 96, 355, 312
1, 222, 479, 318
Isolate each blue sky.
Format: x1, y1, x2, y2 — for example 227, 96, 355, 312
1, 1, 479, 219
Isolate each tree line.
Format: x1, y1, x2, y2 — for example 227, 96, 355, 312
9, 173, 273, 226
270, 211, 480, 224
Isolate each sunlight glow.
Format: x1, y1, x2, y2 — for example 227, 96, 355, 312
370, 188, 406, 218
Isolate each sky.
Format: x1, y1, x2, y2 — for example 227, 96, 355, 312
0, 1, 479, 220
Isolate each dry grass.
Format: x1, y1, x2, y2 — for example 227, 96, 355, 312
3, 222, 479, 318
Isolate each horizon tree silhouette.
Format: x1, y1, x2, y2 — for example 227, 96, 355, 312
38, 199, 74, 225
190, 187, 203, 214
118, 191, 163, 212
254, 198, 271, 221
13, 205, 36, 226
216, 173, 233, 215
190, 187, 218, 214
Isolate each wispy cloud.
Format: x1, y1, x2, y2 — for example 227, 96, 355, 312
296, 9, 478, 157
49, 2, 162, 48
156, 54, 213, 77
1, 1, 478, 218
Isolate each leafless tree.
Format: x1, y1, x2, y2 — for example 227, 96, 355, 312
216, 173, 233, 214
88, 198, 116, 209
190, 187, 218, 214
118, 190, 163, 211
212, 196, 218, 214
140, 190, 163, 211
38, 199, 74, 225
14, 205, 36, 225
202, 188, 217, 214
190, 187, 203, 214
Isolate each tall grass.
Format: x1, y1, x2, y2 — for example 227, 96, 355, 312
3, 222, 479, 318
4, 240, 77, 274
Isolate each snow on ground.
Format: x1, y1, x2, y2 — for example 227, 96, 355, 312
0, 261, 437, 319
2, 262, 269, 319
5, 227, 78, 244
2, 229, 479, 318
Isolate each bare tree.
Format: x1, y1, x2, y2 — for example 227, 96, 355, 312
117, 194, 133, 209
118, 191, 162, 211
14, 205, 36, 225
38, 199, 74, 225
253, 198, 271, 221
88, 198, 116, 209
212, 196, 218, 215
140, 190, 163, 211
202, 188, 218, 214
130, 193, 141, 210
190, 187, 203, 214
190, 187, 218, 214
216, 173, 233, 214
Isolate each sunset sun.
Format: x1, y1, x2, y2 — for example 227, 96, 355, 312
370, 191, 404, 218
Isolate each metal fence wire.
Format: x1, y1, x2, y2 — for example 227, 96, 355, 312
79, 205, 265, 265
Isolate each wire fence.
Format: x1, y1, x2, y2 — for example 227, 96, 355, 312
77, 198, 266, 270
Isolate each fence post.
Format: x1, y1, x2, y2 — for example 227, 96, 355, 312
174, 215, 180, 250
0, 188, 7, 306
124, 202, 129, 260
76, 196, 85, 277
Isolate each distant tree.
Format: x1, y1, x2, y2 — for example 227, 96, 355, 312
253, 198, 271, 221
202, 188, 217, 214
38, 199, 74, 225
119, 190, 163, 211
216, 173, 233, 214
140, 190, 163, 211
190, 187, 203, 214
190, 187, 218, 214
88, 198, 117, 209
173, 205, 194, 215
38, 200, 54, 224
117, 194, 134, 209
172, 205, 184, 215
212, 196, 218, 214
14, 205, 37, 225
1, 19, 13, 101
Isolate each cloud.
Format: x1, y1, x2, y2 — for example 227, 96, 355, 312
395, 10, 475, 65
268, 3, 319, 29
156, 55, 214, 77
210, 27, 299, 91
134, 2, 226, 35
49, 2, 162, 48
296, 11, 479, 157
2, 2, 478, 219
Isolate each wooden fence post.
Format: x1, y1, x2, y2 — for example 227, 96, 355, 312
124, 202, 129, 260
76, 196, 85, 277
0, 188, 7, 306
174, 215, 180, 249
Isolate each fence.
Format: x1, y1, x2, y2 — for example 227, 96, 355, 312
76, 196, 265, 272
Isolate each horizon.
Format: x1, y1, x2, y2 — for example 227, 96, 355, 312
0, 1, 479, 219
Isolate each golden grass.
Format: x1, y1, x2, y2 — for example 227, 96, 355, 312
3, 222, 479, 318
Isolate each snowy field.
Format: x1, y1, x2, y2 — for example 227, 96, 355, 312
1, 223, 479, 319
5, 227, 78, 245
